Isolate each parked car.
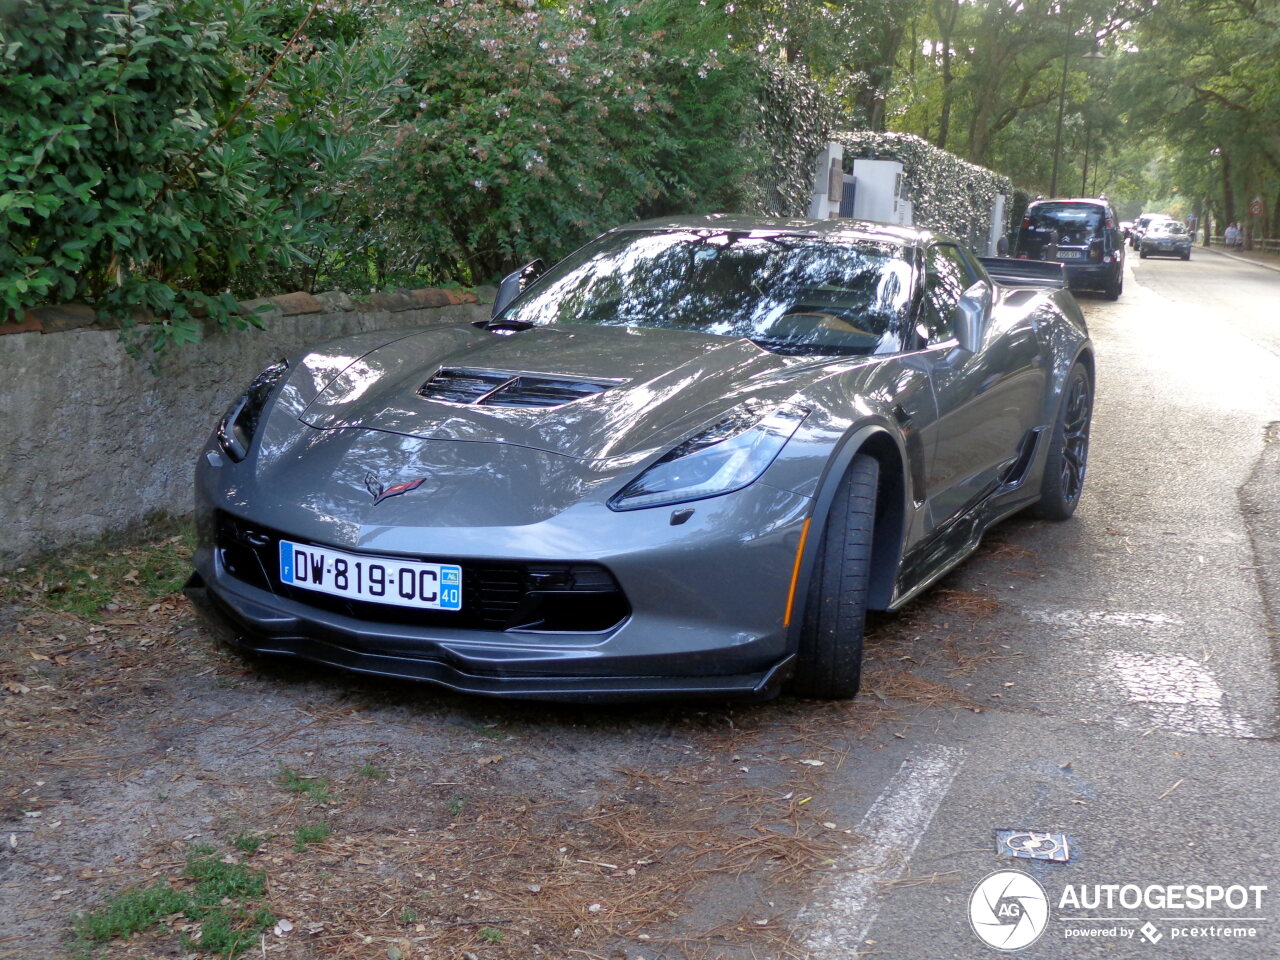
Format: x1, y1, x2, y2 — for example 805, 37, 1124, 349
1138, 220, 1193, 260
1119, 220, 1134, 241
1129, 212, 1173, 249
1014, 197, 1125, 300
187, 216, 1094, 702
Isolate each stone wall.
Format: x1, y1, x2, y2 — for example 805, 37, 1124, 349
0, 290, 490, 568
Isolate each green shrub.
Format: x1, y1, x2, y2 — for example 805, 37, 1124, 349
0, 0, 402, 351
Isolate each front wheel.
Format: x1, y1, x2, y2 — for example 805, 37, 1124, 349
1033, 364, 1092, 521
790, 455, 878, 699
1104, 273, 1122, 300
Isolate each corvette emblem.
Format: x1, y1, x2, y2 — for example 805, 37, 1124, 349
364, 472, 427, 505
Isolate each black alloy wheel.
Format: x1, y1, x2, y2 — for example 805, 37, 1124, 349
1034, 364, 1092, 521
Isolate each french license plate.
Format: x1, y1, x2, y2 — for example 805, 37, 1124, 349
1056, 250, 1084, 259
279, 540, 462, 611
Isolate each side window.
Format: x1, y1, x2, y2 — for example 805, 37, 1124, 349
919, 244, 973, 344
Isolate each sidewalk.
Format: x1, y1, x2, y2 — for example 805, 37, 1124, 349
1199, 242, 1280, 273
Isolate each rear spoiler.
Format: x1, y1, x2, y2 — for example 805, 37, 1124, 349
978, 257, 1067, 289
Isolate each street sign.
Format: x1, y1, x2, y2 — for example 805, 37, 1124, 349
1251, 198, 1264, 217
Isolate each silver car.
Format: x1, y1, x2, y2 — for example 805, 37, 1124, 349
186, 216, 1094, 702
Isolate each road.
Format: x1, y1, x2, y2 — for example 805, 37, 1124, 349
796, 246, 1280, 958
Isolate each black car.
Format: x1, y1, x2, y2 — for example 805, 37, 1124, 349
1138, 220, 1193, 260
1129, 212, 1173, 249
1015, 197, 1124, 300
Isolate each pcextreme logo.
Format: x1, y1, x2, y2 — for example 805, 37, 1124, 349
969, 870, 1050, 951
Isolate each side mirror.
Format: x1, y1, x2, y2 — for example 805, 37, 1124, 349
491, 259, 546, 319
954, 281, 992, 354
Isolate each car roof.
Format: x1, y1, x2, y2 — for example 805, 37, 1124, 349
1029, 195, 1111, 206
614, 214, 935, 247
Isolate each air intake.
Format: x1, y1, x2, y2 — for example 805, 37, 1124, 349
418, 368, 623, 408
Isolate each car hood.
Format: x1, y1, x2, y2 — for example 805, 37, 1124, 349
297, 324, 804, 460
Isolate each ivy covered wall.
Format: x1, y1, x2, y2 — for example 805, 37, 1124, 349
834, 131, 1013, 249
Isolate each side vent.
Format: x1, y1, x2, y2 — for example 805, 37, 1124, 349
418, 368, 623, 408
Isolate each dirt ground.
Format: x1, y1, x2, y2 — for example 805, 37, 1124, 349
0, 528, 1037, 960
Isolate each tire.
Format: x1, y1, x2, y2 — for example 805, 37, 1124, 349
1139, 248, 1149, 259
1033, 363, 1092, 521
790, 454, 878, 699
1104, 272, 1122, 300
1182, 251, 1191, 261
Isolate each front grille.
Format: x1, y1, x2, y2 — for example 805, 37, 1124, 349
418, 368, 621, 408
215, 512, 629, 633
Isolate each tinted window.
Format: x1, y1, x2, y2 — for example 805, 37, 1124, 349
919, 244, 973, 344
1024, 202, 1105, 245
502, 229, 912, 357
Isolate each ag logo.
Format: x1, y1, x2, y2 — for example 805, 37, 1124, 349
969, 869, 1049, 951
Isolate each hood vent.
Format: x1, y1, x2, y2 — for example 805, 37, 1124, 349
419, 368, 624, 408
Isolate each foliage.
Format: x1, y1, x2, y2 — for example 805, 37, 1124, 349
1119, 0, 1280, 240
0, 0, 403, 351
350, 0, 767, 286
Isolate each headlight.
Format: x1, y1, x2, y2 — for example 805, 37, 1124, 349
216, 358, 289, 461
608, 402, 807, 511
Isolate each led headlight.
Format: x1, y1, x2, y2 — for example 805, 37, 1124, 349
216, 358, 289, 462
609, 402, 808, 511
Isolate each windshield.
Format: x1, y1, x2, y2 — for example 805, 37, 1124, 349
499, 229, 912, 357
1150, 222, 1185, 235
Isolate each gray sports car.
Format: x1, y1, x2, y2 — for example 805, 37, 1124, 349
186, 216, 1094, 701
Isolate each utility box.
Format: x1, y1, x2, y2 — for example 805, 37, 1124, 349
988, 194, 1008, 256
809, 142, 844, 219
849, 158, 911, 225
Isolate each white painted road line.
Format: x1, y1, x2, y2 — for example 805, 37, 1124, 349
802, 744, 966, 958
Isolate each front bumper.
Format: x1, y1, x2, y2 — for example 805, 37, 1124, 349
1140, 242, 1191, 257
186, 571, 793, 701
187, 472, 813, 702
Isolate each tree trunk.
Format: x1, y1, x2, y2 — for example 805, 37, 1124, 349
933, 0, 960, 150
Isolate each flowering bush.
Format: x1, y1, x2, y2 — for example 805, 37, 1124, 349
361, 0, 762, 283
0, 0, 402, 350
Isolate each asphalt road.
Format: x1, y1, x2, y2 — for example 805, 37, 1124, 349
801, 247, 1280, 959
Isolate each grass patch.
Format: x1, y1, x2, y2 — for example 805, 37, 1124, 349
277, 765, 333, 803
183, 905, 275, 958
232, 831, 265, 854
399, 906, 419, 924
293, 822, 331, 851
3, 526, 194, 621
70, 842, 273, 958
186, 848, 267, 904
73, 883, 187, 943
478, 926, 504, 943
355, 761, 388, 781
